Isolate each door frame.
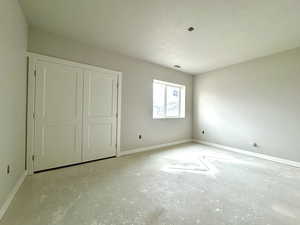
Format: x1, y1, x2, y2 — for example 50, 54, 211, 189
26, 53, 122, 175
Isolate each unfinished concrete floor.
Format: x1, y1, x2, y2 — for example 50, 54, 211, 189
1, 143, 300, 225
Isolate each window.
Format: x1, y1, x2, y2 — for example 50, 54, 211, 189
153, 79, 186, 119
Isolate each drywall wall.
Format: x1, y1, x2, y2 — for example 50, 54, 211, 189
28, 28, 193, 152
0, 0, 27, 210
193, 47, 300, 162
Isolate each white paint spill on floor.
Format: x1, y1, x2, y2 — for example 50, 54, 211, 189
272, 204, 297, 219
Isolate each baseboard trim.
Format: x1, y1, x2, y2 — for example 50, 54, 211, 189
0, 170, 27, 221
119, 139, 193, 156
193, 139, 300, 168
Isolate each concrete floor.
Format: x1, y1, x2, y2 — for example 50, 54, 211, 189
1, 143, 300, 225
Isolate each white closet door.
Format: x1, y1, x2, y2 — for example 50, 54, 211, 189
83, 69, 118, 162
34, 60, 83, 171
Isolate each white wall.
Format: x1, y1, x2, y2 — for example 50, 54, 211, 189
0, 0, 27, 209
193, 47, 300, 162
28, 28, 193, 152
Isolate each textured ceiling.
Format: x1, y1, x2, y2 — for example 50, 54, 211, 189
20, 0, 300, 74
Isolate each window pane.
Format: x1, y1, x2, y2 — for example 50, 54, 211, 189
166, 86, 180, 117
180, 86, 186, 118
153, 82, 165, 118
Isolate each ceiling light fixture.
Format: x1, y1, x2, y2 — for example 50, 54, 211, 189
188, 27, 195, 32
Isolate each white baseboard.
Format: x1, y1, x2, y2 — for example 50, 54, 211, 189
0, 170, 27, 221
119, 139, 193, 156
193, 139, 300, 168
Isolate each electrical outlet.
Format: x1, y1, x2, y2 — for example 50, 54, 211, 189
7, 165, 10, 174
138, 134, 142, 140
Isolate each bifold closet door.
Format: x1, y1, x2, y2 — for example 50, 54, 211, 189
34, 60, 83, 171
82, 69, 118, 162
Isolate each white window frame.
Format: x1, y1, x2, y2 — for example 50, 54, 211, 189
153, 79, 186, 119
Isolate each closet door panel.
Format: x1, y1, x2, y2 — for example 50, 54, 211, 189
83, 69, 118, 161
34, 60, 83, 171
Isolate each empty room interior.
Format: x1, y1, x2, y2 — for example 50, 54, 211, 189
1, 0, 300, 224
